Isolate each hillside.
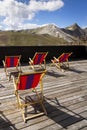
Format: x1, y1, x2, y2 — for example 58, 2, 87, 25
0, 31, 67, 46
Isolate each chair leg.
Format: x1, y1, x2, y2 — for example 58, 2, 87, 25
21, 105, 46, 123
21, 108, 26, 123
44, 60, 46, 70
54, 62, 64, 72
5, 68, 8, 77
21, 100, 47, 122
8, 73, 11, 81
67, 61, 69, 68
40, 101, 47, 115
25, 100, 28, 119
50, 63, 54, 66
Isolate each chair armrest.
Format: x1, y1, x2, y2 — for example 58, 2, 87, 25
53, 56, 57, 59
29, 57, 32, 61
29, 58, 33, 64
53, 57, 59, 62
2, 60, 6, 67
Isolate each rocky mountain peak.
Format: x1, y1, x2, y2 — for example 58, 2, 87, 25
66, 23, 81, 31
64, 23, 85, 37
32, 23, 75, 42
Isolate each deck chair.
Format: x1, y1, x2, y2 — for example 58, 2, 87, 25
29, 52, 48, 70
13, 71, 47, 122
51, 52, 72, 71
2, 55, 21, 80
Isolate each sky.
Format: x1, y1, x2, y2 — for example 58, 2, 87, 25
0, 0, 87, 30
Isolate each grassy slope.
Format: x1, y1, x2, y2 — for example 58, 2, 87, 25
0, 31, 68, 46
0, 31, 86, 46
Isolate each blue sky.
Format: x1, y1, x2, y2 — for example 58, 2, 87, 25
0, 0, 87, 30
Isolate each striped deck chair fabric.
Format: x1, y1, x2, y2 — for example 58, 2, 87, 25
17, 73, 41, 90
2, 55, 21, 79
29, 52, 48, 70
58, 53, 72, 63
5, 56, 20, 67
14, 71, 47, 122
51, 52, 72, 71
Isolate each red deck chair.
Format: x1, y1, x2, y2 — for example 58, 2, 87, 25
51, 52, 72, 71
13, 71, 47, 122
2, 55, 21, 80
29, 52, 48, 70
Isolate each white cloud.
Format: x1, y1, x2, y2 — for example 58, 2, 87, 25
0, 0, 64, 30
15, 23, 41, 30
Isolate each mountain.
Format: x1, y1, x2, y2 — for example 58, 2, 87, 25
26, 24, 76, 42
83, 28, 87, 34
62, 23, 85, 38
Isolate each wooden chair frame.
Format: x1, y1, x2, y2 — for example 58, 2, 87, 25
13, 70, 47, 122
29, 52, 48, 70
51, 52, 72, 71
2, 55, 21, 79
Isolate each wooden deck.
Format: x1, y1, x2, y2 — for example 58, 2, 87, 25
0, 60, 87, 130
